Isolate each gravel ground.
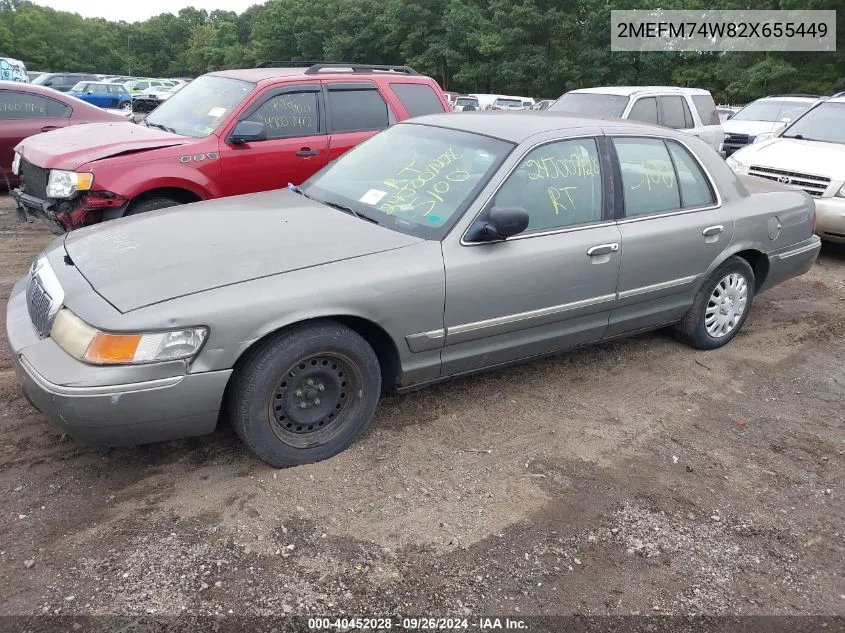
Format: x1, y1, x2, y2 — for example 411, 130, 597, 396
0, 194, 843, 621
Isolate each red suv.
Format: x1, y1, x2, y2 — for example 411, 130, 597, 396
11, 62, 451, 233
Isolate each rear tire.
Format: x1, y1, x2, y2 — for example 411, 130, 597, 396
124, 196, 180, 217
674, 256, 755, 350
119, 101, 132, 111
227, 321, 382, 468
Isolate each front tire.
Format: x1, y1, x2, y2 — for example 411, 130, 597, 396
120, 101, 132, 111
227, 321, 382, 468
124, 196, 180, 217
674, 256, 755, 350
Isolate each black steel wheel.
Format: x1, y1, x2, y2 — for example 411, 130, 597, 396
227, 321, 381, 467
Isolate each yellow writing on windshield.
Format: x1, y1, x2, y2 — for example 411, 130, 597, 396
379, 147, 469, 220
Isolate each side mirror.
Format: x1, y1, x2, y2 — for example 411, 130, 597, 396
229, 120, 266, 145
465, 206, 529, 242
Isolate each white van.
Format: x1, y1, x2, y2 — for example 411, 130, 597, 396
0, 57, 28, 83
548, 86, 724, 154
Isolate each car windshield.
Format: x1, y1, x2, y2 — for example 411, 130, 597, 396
70, 82, 87, 91
780, 102, 845, 144
144, 75, 254, 138
548, 92, 630, 117
302, 123, 514, 239
455, 98, 477, 106
731, 99, 814, 122
495, 99, 522, 108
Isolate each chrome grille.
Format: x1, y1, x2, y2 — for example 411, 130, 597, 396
26, 275, 53, 337
748, 165, 831, 198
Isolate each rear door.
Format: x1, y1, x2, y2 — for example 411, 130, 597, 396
218, 83, 329, 196
322, 81, 393, 164
606, 134, 734, 337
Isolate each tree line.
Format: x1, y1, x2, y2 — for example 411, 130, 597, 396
0, 0, 842, 103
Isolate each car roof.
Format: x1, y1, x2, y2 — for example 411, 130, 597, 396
755, 95, 819, 102
405, 111, 672, 143
208, 66, 434, 85
567, 86, 711, 96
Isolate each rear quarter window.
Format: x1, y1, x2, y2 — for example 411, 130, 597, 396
691, 95, 721, 126
389, 83, 445, 117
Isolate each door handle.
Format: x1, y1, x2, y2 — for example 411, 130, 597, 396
41, 126, 58, 132
296, 147, 319, 157
702, 225, 724, 237
587, 243, 619, 257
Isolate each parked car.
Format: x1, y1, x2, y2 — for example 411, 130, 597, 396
0, 57, 29, 83
6, 112, 820, 467
124, 78, 174, 94
721, 95, 819, 156
11, 62, 452, 233
31, 72, 99, 92
67, 81, 133, 111
131, 83, 186, 114
548, 86, 724, 154
726, 95, 845, 243
454, 96, 480, 111
0, 81, 129, 187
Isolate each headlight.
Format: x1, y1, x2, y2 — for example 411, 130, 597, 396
726, 156, 749, 175
837, 184, 845, 198
11, 152, 21, 175
50, 309, 207, 365
46, 170, 94, 199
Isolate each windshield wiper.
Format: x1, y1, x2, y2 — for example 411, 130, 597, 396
781, 134, 805, 140
321, 199, 379, 224
146, 121, 177, 134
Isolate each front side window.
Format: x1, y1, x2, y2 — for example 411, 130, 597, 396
0, 91, 48, 120
613, 137, 714, 217
548, 93, 630, 118
302, 123, 513, 239
246, 91, 320, 139
494, 138, 603, 231
145, 75, 255, 138
327, 87, 389, 133
628, 97, 658, 124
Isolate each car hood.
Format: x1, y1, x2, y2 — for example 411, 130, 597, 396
15, 122, 191, 170
722, 119, 780, 137
63, 189, 424, 313
732, 138, 845, 181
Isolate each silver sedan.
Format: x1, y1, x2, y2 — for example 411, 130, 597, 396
6, 113, 821, 467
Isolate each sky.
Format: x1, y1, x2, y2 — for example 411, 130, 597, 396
33, 0, 259, 23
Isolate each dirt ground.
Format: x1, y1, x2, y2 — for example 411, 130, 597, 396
0, 193, 843, 621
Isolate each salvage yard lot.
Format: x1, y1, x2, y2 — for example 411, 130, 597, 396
0, 194, 843, 616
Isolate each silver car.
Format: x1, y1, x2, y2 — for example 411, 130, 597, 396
6, 113, 821, 467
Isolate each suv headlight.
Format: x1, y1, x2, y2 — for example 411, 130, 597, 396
50, 309, 208, 365
11, 152, 21, 175
726, 155, 749, 175
46, 170, 94, 198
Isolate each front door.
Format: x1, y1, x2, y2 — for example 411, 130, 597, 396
606, 135, 735, 337
219, 84, 329, 196
440, 136, 622, 376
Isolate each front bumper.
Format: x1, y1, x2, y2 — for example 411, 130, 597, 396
11, 189, 66, 234
813, 197, 845, 243
6, 278, 232, 446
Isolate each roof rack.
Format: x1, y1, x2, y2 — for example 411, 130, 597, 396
257, 61, 419, 75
